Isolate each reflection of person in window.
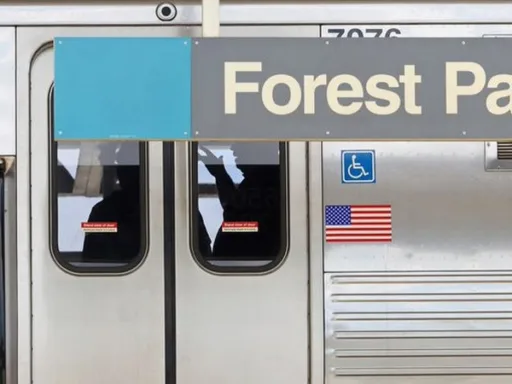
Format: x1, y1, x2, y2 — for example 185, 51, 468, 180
198, 211, 212, 257
199, 143, 281, 260
82, 142, 212, 262
82, 143, 141, 262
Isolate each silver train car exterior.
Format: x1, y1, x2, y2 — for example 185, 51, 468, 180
1, 1, 512, 384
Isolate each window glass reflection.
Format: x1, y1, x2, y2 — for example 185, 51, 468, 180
194, 142, 286, 269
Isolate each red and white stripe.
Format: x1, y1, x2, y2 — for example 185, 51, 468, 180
326, 205, 392, 243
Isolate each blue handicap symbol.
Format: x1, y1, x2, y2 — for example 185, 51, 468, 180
341, 150, 376, 184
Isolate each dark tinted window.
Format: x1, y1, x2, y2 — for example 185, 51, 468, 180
49, 86, 147, 273
191, 141, 288, 272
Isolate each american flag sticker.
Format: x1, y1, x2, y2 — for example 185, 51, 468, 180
222, 221, 259, 232
324, 205, 392, 243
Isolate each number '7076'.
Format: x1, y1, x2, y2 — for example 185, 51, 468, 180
327, 28, 402, 38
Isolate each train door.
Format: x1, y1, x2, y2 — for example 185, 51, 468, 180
18, 26, 187, 384
18, 24, 315, 384
318, 24, 512, 384
172, 25, 315, 384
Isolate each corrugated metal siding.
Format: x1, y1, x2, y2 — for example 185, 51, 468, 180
325, 272, 512, 380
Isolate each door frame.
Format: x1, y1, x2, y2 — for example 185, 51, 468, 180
17, 25, 184, 384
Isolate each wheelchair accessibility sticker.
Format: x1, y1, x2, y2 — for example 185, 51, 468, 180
341, 150, 376, 184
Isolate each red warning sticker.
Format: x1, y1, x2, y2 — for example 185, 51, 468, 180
221, 221, 259, 232
81, 222, 118, 233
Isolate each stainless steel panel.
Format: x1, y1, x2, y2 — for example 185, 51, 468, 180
173, 22, 313, 384
20, 24, 314, 384
320, 23, 512, 384
323, 141, 512, 272
321, 24, 512, 38
309, 142, 325, 384
2, 3, 512, 25
325, 272, 512, 382
176, 140, 310, 384
3, 165, 17, 384
19, 27, 176, 384
0, 28, 15, 156
16, 43, 32, 384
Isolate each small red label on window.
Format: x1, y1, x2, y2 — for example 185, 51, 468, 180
81, 222, 118, 233
221, 221, 259, 232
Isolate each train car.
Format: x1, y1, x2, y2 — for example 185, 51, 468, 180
1, 1, 512, 384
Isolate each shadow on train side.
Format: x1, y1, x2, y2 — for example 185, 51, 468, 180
55, 139, 284, 269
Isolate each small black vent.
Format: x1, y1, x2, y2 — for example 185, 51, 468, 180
497, 141, 512, 160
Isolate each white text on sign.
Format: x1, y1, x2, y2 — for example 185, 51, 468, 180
224, 61, 512, 116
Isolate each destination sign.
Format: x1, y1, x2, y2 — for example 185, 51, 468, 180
54, 37, 512, 141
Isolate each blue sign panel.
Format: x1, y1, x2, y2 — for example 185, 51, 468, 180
54, 37, 192, 140
341, 150, 376, 184
53, 37, 512, 141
